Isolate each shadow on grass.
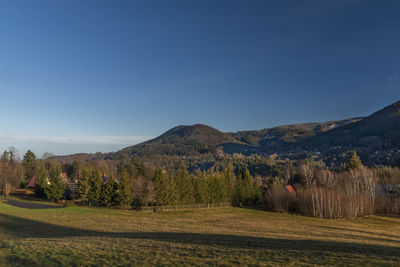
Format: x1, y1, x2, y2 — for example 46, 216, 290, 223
236, 204, 267, 211
317, 225, 400, 240
0, 213, 399, 258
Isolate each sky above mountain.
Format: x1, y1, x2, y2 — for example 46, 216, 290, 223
0, 0, 399, 156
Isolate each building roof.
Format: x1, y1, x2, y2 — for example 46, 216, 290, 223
27, 177, 37, 188
61, 172, 69, 182
285, 185, 296, 194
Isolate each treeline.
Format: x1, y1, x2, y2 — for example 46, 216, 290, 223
265, 152, 400, 218
0, 148, 34, 194
72, 162, 261, 207
153, 165, 261, 206
2, 148, 399, 218
0, 149, 262, 208
65, 155, 262, 207
73, 162, 133, 207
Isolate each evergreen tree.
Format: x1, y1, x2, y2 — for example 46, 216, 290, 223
206, 171, 224, 203
166, 171, 178, 205
131, 156, 146, 177
117, 166, 133, 207
22, 150, 37, 185
101, 176, 118, 206
35, 163, 48, 198
88, 168, 103, 205
193, 171, 207, 204
1, 151, 8, 163
233, 170, 245, 205
349, 151, 362, 169
154, 169, 171, 205
45, 164, 65, 201
76, 166, 91, 201
7, 147, 16, 164
233, 168, 261, 205
242, 168, 253, 202
176, 163, 194, 204
241, 168, 261, 204
223, 164, 235, 203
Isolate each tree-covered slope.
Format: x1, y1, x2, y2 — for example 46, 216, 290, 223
52, 100, 400, 166
304, 101, 400, 150
117, 124, 240, 157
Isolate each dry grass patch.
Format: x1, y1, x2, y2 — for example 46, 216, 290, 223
0, 201, 399, 266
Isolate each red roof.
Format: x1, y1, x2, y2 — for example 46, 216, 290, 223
285, 185, 296, 194
27, 177, 37, 188
61, 172, 69, 182
27, 173, 69, 188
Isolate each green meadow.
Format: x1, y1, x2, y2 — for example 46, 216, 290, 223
0, 201, 399, 266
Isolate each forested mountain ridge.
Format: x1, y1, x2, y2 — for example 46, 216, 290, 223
304, 100, 400, 149
52, 100, 400, 166
114, 118, 362, 158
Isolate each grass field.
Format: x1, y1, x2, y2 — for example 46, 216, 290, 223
0, 201, 399, 266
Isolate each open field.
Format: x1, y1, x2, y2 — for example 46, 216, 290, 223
0, 201, 399, 266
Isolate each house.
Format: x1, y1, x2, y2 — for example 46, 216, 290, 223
27, 172, 70, 189
27, 177, 37, 189
285, 185, 296, 194
61, 172, 69, 183
27, 173, 76, 199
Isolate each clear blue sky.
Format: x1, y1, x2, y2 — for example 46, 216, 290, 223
0, 0, 399, 156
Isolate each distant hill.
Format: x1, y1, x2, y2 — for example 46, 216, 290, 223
114, 118, 362, 158
230, 118, 362, 154
117, 124, 240, 157
303, 101, 400, 151
53, 100, 400, 166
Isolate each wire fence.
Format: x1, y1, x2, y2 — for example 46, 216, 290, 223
140, 202, 231, 212
1, 195, 232, 212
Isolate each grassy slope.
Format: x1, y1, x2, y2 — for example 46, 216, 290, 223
0, 202, 399, 266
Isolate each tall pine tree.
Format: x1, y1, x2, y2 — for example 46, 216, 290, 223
101, 176, 118, 206
76, 166, 91, 202
45, 163, 65, 201
223, 164, 235, 203
88, 167, 103, 205
35, 163, 48, 198
117, 166, 133, 207
176, 163, 194, 204
193, 171, 207, 204
22, 150, 37, 186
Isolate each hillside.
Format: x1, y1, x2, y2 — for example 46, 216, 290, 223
117, 124, 240, 157
52, 100, 400, 166
305, 101, 400, 149
114, 118, 362, 158
2, 203, 399, 266
230, 118, 362, 154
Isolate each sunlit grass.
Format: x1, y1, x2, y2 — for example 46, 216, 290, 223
0, 201, 399, 266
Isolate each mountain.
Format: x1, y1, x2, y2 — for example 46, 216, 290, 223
231, 118, 362, 154
114, 118, 362, 158
53, 100, 400, 166
303, 101, 400, 151
117, 124, 240, 157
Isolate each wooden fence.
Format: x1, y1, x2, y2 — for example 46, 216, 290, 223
140, 202, 231, 212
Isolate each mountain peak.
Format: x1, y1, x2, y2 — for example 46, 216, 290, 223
156, 124, 235, 144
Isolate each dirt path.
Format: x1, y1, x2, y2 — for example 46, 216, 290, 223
4, 199, 65, 209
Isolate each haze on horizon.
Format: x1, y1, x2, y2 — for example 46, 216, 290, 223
0, 0, 399, 156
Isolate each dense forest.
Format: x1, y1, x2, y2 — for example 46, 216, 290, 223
1, 148, 399, 218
